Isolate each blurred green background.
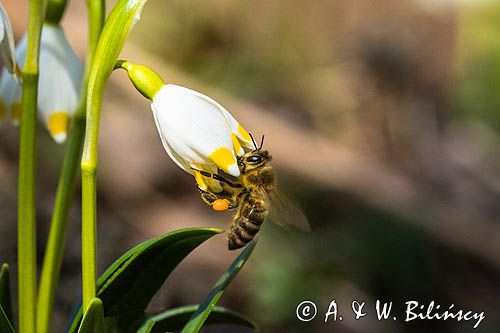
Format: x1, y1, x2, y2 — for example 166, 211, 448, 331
1, 0, 500, 332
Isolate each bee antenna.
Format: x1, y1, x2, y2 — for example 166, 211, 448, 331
249, 133, 258, 150
259, 135, 265, 149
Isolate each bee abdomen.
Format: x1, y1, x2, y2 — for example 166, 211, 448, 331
238, 216, 262, 234
240, 205, 267, 224
227, 214, 266, 250
227, 234, 246, 251
227, 190, 269, 250
227, 222, 254, 250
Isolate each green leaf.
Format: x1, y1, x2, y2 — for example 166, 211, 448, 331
0, 304, 14, 333
68, 227, 223, 332
78, 298, 105, 333
83, 0, 150, 172
0, 264, 13, 325
87, 0, 148, 91
136, 305, 256, 333
181, 240, 257, 333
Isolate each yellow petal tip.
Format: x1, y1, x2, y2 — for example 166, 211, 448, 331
48, 112, 70, 144
231, 133, 244, 156
0, 98, 5, 121
238, 124, 252, 143
209, 147, 239, 177
11, 102, 21, 125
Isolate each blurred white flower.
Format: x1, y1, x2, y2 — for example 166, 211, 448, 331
0, 35, 24, 126
37, 25, 83, 143
0, 3, 18, 123
0, 24, 83, 143
0, 3, 16, 75
151, 84, 254, 192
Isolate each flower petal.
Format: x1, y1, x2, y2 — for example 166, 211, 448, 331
179, 86, 254, 151
38, 26, 82, 119
0, 95, 5, 124
0, 66, 21, 125
10, 101, 21, 126
0, 4, 17, 75
47, 111, 69, 143
225, 115, 255, 151
37, 25, 83, 142
152, 84, 241, 177
192, 164, 223, 193
231, 133, 244, 156
0, 33, 25, 125
151, 102, 193, 172
208, 147, 239, 177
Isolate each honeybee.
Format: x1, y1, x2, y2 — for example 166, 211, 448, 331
195, 136, 309, 250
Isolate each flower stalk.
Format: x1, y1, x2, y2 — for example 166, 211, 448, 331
18, 0, 45, 332
81, 0, 148, 312
44, 0, 68, 25
36, 1, 105, 332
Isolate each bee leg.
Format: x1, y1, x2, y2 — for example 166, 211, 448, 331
212, 173, 244, 189
197, 186, 241, 210
194, 169, 223, 193
225, 190, 246, 209
198, 187, 219, 207
191, 167, 243, 189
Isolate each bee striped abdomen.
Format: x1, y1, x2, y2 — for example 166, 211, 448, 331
227, 191, 269, 250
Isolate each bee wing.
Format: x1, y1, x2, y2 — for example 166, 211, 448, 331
266, 189, 310, 232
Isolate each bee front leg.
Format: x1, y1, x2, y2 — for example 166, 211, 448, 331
191, 167, 243, 189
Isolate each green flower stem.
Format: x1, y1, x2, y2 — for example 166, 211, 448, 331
80, 0, 148, 312
45, 0, 68, 25
85, 0, 106, 64
81, 164, 97, 312
36, 116, 85, 333
37, 1, 105, 331
18, 1, 45, 333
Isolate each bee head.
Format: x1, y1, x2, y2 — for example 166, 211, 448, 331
238, 149, 271, 173
238, 133, 272, 172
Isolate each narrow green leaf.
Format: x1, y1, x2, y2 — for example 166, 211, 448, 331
78, 298, 105, 333
137, 305, 256, 333
0, 264, 13, 325
87, 0, 147, 89
181, 240, 257, 333
68, 227, 223, 332
0, 304, 14, 333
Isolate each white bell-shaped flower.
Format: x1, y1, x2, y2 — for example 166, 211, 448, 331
0, 24, 83, 143
115, 61, 254, 192
152, 84, 254, 191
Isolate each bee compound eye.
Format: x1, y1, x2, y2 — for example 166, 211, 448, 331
248, 155, 263, 163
